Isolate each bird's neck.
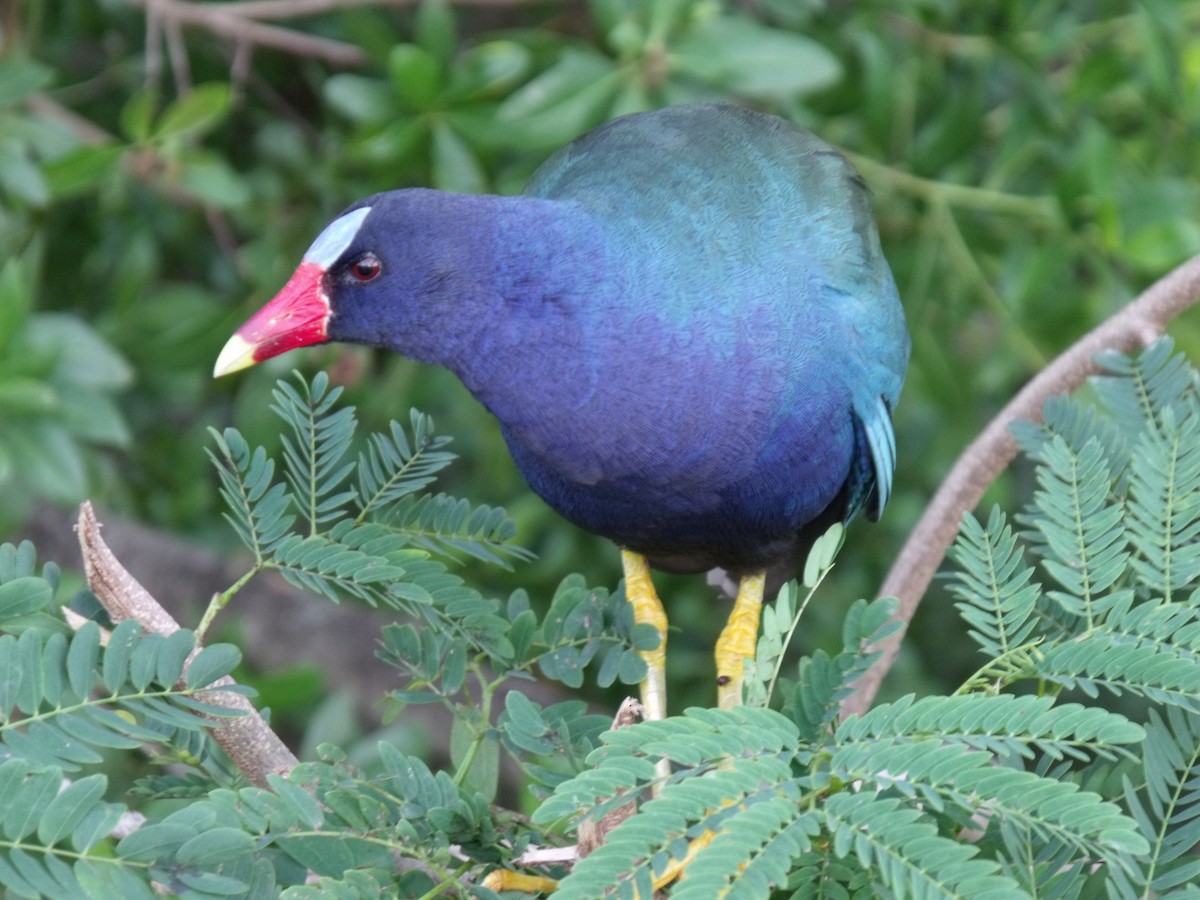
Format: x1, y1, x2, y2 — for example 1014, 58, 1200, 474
433, 195, 618, 419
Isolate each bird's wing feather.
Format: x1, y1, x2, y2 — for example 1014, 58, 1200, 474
850, 393, 897, 522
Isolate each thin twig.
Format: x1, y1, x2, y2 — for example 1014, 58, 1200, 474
24, 95, 113, 146
164, 11, 194, 93
124, 0, 566, 67
125, 0, 370, 67
76, 501, 298, 785
144, 3, 164, 92
850, 151, 1060, 220
842, 253, 1200, 718
224, 0, 552, 16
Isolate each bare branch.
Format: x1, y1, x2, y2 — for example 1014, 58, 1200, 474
76, 501, 298, 785
842, 253, 1200, 717
577, 697, 642, 857
164, 11, 194, 93
125, 0, 370, 67
124, 0, 570, 69
24, 94, 113, 147
223, 0, 557, 17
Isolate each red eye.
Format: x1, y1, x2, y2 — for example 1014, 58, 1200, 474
350, 253, 381, 282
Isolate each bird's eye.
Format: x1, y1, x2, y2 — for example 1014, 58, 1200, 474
350, 253, 381, 282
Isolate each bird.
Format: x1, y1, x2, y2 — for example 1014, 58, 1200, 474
214, 102, 909, 718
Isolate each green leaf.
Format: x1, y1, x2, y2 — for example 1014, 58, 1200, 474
153, 83, 232, 141
502, 690, 554, 755
156, 629, 195, 687
66, 622, 101, 700
0, 255, 32, 352
4, 767, 64, 840
388, 44, 441, 112
673, 16, 842, 101
496, 49, 617, 150
447, 41, 532, 101
176, 150, 250, 208
117, 822, 197, 862
803, 522, 844, 588
266, 774, 325, 828
42, 145, 123, 199
102, 620, 142, 694
431, 120, 486, 194
185, 643, 240, 689
451, 716, 499, 801
71, 801, 128, 853
0, 59, 53, 105
0, 636, 21, 720
323, 74, 395, 124
415, 0, 457, 71
0, 138, 48, 206
25, 313, 133, 391
0, 575, 51, 619
58, 389, 131, 448
37, 775, 107, 846
175, 826, 257, 866
120, 90, 156, 142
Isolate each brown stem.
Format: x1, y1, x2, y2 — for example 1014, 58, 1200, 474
76, 501, 298, 785
841, 253, 1200, 717
223, 0, 560, 16
125, 0, 370, 67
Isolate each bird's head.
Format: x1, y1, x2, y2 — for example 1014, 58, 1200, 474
214, 190, 494, 377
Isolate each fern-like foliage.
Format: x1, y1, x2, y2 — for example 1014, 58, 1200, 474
1031, 434, 1129, 629
533, 694, 1147, 899
0, 372, 658, 897
210, 371, 531, 578
1125, 404, 1200, 602
936, 336, 1200, 894
11, 343, 1200, 897
271, 375, 358, 533
949, 508, 1040, 677
1122, 706, 1200, 893
528, 339, 1200, 899
0, 542, 247, 897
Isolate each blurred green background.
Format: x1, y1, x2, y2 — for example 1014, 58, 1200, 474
3, 0, 1200, 732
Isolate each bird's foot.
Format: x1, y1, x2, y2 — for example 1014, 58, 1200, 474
481, 870, 561, 894
480, 832, 713, 897
481, 699, 646, 895
714, 572, 766, 708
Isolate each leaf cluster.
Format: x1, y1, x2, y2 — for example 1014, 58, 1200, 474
0, 371, 662, 897
525, 339, 1200, 898
6, 341, 1200, 895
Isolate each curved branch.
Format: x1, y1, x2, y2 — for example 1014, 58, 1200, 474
76, 501, 298, 785
842, 253, 1200, 717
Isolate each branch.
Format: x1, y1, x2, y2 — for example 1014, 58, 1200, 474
842, 253, 1200, 718
125, 0, 565, 68
76, 501, 298, 785
126, 0, 370, 67
850, 152, 1059, 220
223, 0, 552, 16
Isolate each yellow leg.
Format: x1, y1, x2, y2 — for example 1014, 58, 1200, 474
480, 871, 559, 893
652, 829, 717, 891
621, 550, 668, 723
714, 572, 766, 708
621, 550, 672, 790
478, 831, 717, 897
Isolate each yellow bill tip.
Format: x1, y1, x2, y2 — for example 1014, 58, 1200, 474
213, 333, 257, 378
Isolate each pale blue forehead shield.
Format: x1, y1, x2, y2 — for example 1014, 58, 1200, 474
304, 206, 373, 268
